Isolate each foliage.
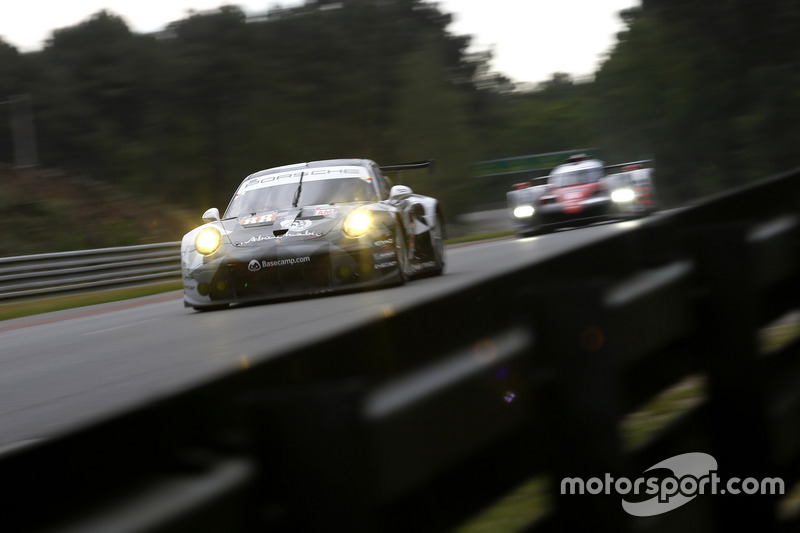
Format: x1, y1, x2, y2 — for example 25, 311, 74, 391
595, 1, 800, 202
0, 164, 196, 256
1, 0, 798, 233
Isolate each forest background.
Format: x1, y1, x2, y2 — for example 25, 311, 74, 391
1, 0, 798, 254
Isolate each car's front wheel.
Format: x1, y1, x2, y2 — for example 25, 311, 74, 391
394, 222, 409, 285
424, 209, 446, 276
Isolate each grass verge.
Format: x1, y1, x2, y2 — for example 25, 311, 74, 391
0, 281, 183, 322
446, 231, 514, 245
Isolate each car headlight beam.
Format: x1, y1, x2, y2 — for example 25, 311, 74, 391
513, 205, 535, 218
343, 210, 373, 238
195, 227, 222, 255
611, 188, 635, 203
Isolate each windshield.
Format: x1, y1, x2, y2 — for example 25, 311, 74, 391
225, 178, 377, 218
550, 167, 604, 188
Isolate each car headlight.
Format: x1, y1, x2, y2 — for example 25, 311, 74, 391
611, 188, 635, 203
513, 205, 535, 218
343, 210, 373, 238
195, 227, 222, 255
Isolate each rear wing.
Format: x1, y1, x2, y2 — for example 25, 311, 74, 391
379, 160, 435, 173
545, 157, 653, 173
604, 159, 653, 171
565, 153, 653, 171
510, 159, 654, 190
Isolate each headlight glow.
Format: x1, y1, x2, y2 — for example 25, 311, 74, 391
195, 227, 222, 255
343, 210, 373, 238
513, 205, 535, 218
611, 188, 635, 203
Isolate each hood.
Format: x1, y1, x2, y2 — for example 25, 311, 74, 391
221, 204, 359, 248
554, 183, 601, 214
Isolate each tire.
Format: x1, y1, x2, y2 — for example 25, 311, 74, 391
426, 209, 446, 276
431, 210, 447, 276
394, 222, 409, 285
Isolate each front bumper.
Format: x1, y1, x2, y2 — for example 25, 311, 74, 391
513, 197, 637, 234
182, 237, 402, 308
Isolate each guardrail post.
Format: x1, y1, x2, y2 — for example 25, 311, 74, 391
529, 280, 627, 531
691, 223, 778, 531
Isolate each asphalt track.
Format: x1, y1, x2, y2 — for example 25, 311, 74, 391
0, 218, 649, 456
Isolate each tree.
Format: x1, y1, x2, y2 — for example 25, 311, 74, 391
389, 36, 478, 214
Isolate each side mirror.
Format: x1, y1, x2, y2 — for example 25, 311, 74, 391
202, 207, 221, 223
389, 185, 413, 201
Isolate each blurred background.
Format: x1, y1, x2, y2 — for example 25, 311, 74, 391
0, 0, 799, 255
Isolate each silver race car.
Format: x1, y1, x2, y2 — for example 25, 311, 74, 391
181, 159, 445, 310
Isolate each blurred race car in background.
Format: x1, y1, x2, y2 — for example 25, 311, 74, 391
182, 159, 445, 310
507, 154, 655, 236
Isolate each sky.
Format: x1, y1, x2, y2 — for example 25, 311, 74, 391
0, 0, 640, 84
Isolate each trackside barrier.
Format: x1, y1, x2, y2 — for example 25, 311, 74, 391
2, 168, 800, 532
0, 242, 182, 300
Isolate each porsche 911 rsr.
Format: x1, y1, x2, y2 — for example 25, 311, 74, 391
182, 159, 445, 310
507, 155, 655, 236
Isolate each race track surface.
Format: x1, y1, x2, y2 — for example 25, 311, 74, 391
0, 219, 650, 454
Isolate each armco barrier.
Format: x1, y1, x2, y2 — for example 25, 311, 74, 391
2, 168, 800, 532
0, 242, 181, 300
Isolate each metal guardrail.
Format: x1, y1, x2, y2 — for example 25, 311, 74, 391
0, 242, 182, 300
2, 167, 800, 532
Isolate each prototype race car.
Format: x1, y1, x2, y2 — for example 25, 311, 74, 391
181, 159, 446, 310
507, 154, 655, 236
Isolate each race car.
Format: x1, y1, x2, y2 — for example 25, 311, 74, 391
507, 154, 655, 236
181, 158, 446, 310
